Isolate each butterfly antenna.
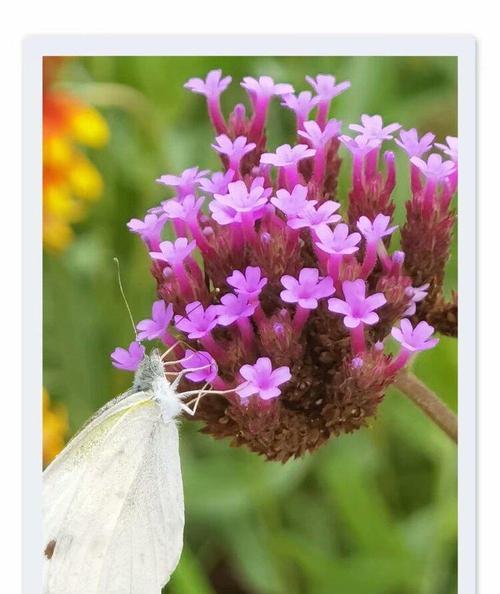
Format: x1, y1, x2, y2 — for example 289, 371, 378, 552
114, 257, 138, 340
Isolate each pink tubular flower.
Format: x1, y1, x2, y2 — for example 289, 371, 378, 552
212, 135, 256, 175
199, 169, 235, 195
403, 283, 430, 316
305, 74, 350, 127
435, 136, 458, 162
395, 128, 435, 158
315, 223, 361, 255
127, 213, 167, 250
175, 301, 219, 339
356, 214, 398, 242
180, 349, 218, 383
185, 70, 232, 134
149, 237, 196, 267
281, 91, 320, 129
271, 184, 315, 217
215, 292, 257, 326
162, 194, 204, 221
339, 134, 382, 156
227, 266, 267, 301
136, 300, 174, 341
410, 153, 456, 182
350, 114, 401, 141
156, 167, 209, 198
328, 279, 386, 329
261, 143, 316, 168
236, 357, 291, 401
111, 341, 145, 372
287, 200, 341, 231
391, 319, 439, 352
280, 268, 334, 309
298, 119, 342, 148
214, 180, 270, 213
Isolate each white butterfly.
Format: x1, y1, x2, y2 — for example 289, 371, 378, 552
43, 349, 207, 594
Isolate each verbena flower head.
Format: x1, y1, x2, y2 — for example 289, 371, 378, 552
435, 136, 458, 162
122, 70, 454, 461
111, 341, 145, 371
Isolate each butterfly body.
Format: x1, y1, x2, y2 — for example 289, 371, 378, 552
43, 351, 185, 594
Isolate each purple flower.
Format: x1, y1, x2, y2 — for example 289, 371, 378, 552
208, 200, 242, 226
287, 200, 341, 231
236, 357, 291, 401
184, 69, 232, 99
356, 214, 398, 243
111, 341, 145, 372
281, 91, 319, 123
410, 153, 456, 182
298, 119, 342, 148
156, 167, 209, 197
180, 349, 218, 383
391, 319, 439, 352
127, 213, 167, 248
271, 184, 315, 217
435, 136, 458, 162
149, 237, 197, 266
349, 114, 401, 141
136, 300, 174, 341
339, 134, 382, 156
403, 283, 430, 316
214, 180, 270, 214
328, 279, 386, 328
260, 144, 316, 167
215, 293, 257, 326
241, 76, 294, 102
212, 135, 256, 169
395, 128, 435, 158
315, 223, 361, 255
280, 268, 334, 309
175, 301, 219, 339
199, 170, 235, 195
227, 266, 267, 300
162, 194, 204, 221
306, 74, 351, 100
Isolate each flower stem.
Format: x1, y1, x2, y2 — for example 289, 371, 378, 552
394, 370, 457, 442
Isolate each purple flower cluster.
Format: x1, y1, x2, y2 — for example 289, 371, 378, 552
111, 70, 456, 460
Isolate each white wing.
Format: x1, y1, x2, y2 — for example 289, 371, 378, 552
43, 390, 184, 594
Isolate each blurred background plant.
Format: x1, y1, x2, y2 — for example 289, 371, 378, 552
43, 56, 457, 594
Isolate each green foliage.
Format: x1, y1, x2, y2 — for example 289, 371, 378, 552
44, 55, 457, 594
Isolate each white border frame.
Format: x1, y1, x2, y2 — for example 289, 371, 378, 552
23, 35, 476, 594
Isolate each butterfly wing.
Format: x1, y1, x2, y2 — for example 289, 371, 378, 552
43, 390, 184, 594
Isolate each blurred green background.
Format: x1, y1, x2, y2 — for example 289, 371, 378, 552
43, 56, 458, 594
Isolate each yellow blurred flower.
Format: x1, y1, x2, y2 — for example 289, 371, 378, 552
43, 389, 69, 466
43, 57, 109, 253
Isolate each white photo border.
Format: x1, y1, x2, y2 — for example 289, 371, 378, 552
23, 34, 476, 594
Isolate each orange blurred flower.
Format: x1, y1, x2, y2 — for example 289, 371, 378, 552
43, 388, 69, 466
43, 58, 109, 252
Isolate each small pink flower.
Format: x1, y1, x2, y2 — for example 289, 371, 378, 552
111, 341, 145, 371
127, 213, 167, 248
236, 357, 291, 401
156, 167, 209, 197
349, 114, 401, 141
434, 136, 458, 162
298, 119, 342, 148
175, 301, 219, 339
280, 268, 334, 309
391, 319, 439, 352
403, 284, 430, 316
180, 349, 218, 383
328, 279, 386, 329
410, 153, 456, 182
162, 195, 204, 221
136, 300, 174, 341
339, 134, 382, 156
271, 184, 315, 218
215, 293, 257, 326
395, 128, 435, 158
260, 144, 316, 167
214, 180, 271, 214
287, 201, 341, 231
281, 91, 319, 122
199, 170, 235, 195
315, 223, 361, 255
185, 69, 232, 99
241, 76, 294, 101
227, 266, 267, 300
149, 237, 196, 266
212, 135, 256, 163
305, 74, 350, 100
356, 214, 398, 243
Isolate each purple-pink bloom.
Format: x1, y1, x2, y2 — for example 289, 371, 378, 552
136, 300, 174, 341
391, 319, 439, 352
184, 69, 232, 99
162, 194, 204, 221
356, 214, 398, 243
215, 292, 257, 326
434, 136, 458, 162
410, 153, 456, 181
180, 349, 218, 383
175, 301, 219, 339
199, 170, 235, 195
212, 135, 256, 162
110, 341, 145, 371
214, 180, 270, 213
339, 134, 382, 156
395, 128, 435, 158
305, 74, 351, 100
127, 213, 167, 247
271, 184, 315, 217
298, 119, 342, 147
241, 76, 294, 102
281, 91, 319, 122
280, 268, 335, 309
403, 283, 430, 316
315, 223, 361, 255
349, 114, 401, 141
287, 200, 341, 231
260, 144, 316, 167
236, 357, 291, 401
328, 279, 386, 328
149, 237, 197, 266
227, 266, 267, 300
156, 167, 209, 197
